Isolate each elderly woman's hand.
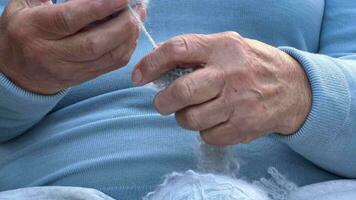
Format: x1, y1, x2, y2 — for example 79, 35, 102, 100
133, 32, 312, 145
0, 0, 144, 95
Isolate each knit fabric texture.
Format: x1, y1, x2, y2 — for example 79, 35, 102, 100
1, 0, 356, 199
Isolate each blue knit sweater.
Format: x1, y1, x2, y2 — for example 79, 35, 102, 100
1, 0, 356, 199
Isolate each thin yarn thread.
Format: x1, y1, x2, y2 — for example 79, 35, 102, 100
128, 5, 157, 49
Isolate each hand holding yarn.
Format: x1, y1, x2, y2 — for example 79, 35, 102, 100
0, 0, 145, 94
133, 32, 312, 145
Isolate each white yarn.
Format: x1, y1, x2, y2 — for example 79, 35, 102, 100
197, 138, 239, 177
144, 170, 269, 200
254, 168, 298, 200
143, 167, 298, 200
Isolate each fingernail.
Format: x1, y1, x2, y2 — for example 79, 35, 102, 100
133, 69, 143, 84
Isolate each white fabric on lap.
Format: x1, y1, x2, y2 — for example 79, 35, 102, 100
289, 180, 356, 200
0, 187, 115, 200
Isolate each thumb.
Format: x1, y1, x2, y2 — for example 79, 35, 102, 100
132, 34, 212, 85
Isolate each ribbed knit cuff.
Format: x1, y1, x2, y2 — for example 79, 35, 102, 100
0, 73, 67, 109
0, 73, 68, 141
274, 47, 351, 151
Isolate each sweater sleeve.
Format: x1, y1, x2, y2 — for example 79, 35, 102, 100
0, 2, 67, 142
276, 0, 356, 178
0, 74, 67, 142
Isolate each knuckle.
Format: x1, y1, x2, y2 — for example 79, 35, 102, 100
166, 36, 190, 60
219, 31, 243, 48
119, 54, 134, 69
222, 31, 241, 39
164, 40, 178, 55
119, 43, 136, 67
128, 18, 140, 38
210, 69, 226, 88
106, 51, 130, 68
106, 50, 117, 66
186, 110, 202, 130
53, 10, 73, 34
121, 53, 132, 66
172, 78, 194, 103
81, 37, 99, 56
143, 55, 158, 73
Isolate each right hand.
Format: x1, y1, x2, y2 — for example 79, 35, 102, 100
0, 0, 144, 95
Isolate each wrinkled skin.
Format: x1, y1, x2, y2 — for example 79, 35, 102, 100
0, 0, 145, 95
133, 32, 312, 145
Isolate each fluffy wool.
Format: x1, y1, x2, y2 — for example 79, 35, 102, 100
196, 138, 239, 176
143, 170, 269, 200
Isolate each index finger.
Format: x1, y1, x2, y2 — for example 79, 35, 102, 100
154, 67, 225, 115
132, 34, 212, 85
31, 0, 128, 38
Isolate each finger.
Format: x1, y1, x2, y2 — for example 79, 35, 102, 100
175, 97, 232, 131
30, 0, 128, 38
132, 34, 213, 84
60, 42, 136, 86
55, 9, 139, 61
200, 122, 242, 146
154, 68, 225, 115
73, 34, 137, 75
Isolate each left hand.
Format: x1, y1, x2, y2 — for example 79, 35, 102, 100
132, 32, 312, 145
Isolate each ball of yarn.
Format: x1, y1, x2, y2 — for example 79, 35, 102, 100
144, 170, 269, 200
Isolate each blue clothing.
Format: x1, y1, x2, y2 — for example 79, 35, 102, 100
1, 0, 356, 199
